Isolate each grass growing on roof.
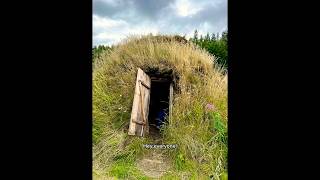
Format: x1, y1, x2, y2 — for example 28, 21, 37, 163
93, 35, 228, 179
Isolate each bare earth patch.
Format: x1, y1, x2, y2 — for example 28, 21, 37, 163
136, 150, 171, 179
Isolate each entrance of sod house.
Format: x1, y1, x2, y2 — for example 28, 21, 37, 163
128, 68, 173, 137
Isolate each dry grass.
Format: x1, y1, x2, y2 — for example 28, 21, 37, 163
93, 35, 227, 179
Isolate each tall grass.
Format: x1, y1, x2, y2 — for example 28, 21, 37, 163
93, 35, 227, 179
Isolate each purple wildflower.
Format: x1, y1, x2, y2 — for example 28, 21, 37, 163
205, 103, 215, 112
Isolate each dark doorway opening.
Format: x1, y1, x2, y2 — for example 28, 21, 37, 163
147, 77, 171, 137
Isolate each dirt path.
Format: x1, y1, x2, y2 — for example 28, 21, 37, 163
136, 150, 171, 179
135, 125, 172, 179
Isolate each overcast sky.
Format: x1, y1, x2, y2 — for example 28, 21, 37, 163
93, 0, 227, 46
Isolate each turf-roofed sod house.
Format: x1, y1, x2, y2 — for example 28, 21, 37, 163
93, 35, 228, 179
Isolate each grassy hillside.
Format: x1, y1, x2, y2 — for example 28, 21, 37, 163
93, 35, 228, 179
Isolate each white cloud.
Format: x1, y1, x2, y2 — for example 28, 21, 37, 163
93, 15, 127, 29
173, 0, 202, 17
93, 15, 160, 46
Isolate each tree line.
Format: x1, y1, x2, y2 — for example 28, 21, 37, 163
189, 30, 228, 68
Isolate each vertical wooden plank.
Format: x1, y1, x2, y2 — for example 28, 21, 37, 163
169, 83, 173, 124
140, 74, 151, 136
128, 68, 151, 136
128, 70, 142, 135
143, 82, 150, 135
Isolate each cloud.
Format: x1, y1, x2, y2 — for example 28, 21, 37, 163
172, 0, 203, 17
93, 0, 227, 46
131, 0, 175, 19
93, 15, 159, 46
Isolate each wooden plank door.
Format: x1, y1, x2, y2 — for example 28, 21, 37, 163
128, 68, 151, 136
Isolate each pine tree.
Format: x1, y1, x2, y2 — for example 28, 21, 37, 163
200, 35, 203, 42
205, 33, 210, 41
193, 29, 198, 42
221, 31, 228, 43
211, 33, 216, 41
